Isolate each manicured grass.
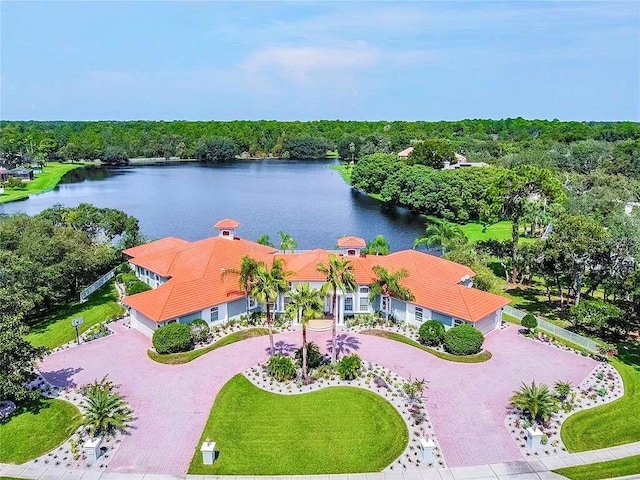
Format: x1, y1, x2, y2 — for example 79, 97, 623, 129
460, 221, 513, 242
147, 328, 270, 365
0, 398, 82, 464
189, 375, 408, 474
329, 164, 384, 201
361, 329, 492, 363
0, 162, 89, 204
561, 342, 640, 451
553, 455, 640, 480
502, 313, 521, 325
26, 280, 124, 350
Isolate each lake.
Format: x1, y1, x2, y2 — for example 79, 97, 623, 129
0, 160, 427, 250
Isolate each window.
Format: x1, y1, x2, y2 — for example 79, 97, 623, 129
359, 296, 369, 311
347, 249, 356, 256
210, 307, 219, 322
222, 230, 230, 236
344, 296, 353, 312
359, 286, 369, 294
166, 319, 177, 325
454, 318, 465, 327
382, 296, 389, 312
415, 307, 423, 322
248, 297, 257, 309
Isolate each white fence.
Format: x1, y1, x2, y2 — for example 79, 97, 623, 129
502, 305, 600, 353
80, 268, 117, 303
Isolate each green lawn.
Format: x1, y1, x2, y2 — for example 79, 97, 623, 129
26, 280, 124, 349
0, 162, 90, 204
189, 375, 408, 474
459, 221, 513, 242
148, 328, 269, 364
0, 398, 82, 464
553, 455, 640, 480
561, 342, 640, 451
361, 329, 492, 363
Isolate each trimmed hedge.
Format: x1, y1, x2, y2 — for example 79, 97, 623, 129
117, 271, 151, 295
443, 324, 484, 355
153, 323, 194, 354
521, 313, 538, 331
418, 320, 445, 346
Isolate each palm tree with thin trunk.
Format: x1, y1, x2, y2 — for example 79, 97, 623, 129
369, 265, 414, 325
413, 217, 466, 254
287, 283, 324, 380
221, 255, 260, 317
250, 258, 289, 355
82, 376, 133, 438
278, 231, 297, 253
317, 254, 356, 364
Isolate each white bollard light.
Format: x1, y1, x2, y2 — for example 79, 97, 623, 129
420, 436, 435, 462
83, 437, 102, 463
526, 427, 544, 449
200, 438, 216, 465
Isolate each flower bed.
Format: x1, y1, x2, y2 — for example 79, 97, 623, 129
244, 361, 445, 471
505, 362, 623, 459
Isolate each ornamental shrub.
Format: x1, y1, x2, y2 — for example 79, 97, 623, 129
152, 323, 194, 354
117, 272, 151, 295
521, 314, 538, 332
443, 324, 484, 355
294, 342, 324, 369
336, 354, 363, 380
189, 319, 210, 344
418, 320, 445, 346
267, 355, 297, 382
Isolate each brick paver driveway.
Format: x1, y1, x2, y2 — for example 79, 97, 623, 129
39, 321, 595, 473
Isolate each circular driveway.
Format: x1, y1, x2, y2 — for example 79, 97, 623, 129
39, 321, 596, 474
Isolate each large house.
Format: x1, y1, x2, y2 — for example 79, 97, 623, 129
397, 148, 487, 170
122, 219, 509, 337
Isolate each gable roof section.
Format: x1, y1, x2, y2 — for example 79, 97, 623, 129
123, 234, 508, 323
214, 218, 240, 229
337, 236, 366, 248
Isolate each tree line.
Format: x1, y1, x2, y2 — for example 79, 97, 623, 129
1, 119, 638, 171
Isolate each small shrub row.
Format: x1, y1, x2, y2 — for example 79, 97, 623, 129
116, 272, 151, 295
267, 354, 297, 381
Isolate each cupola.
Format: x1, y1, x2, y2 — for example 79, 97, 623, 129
214, 218, 240, 240
337, 236, 366, 257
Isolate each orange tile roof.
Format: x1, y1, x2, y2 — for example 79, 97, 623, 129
337, 236, 367, 248
214, 218, 240, 229
123, 234, 509, 323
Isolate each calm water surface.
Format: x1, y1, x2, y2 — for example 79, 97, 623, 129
0, 160, 426, 250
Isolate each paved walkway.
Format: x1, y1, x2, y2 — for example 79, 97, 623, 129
37, 321, 597, 474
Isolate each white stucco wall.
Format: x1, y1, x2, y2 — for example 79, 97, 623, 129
130, 309, 158, 337
405, 303, 433, 324
474, 309, 502, 334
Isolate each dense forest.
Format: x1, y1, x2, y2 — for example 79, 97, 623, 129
0, 119, 639, 171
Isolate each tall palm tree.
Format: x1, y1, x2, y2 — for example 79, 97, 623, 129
369, 265, 414, 325
221, 255, 260, 317
413, 217, 466, 253
510, 381, 558, 423
250, 258, 289, 355
278, 231, 297, 253
287, 283, 324, 380
317, 254, 357, 364
365, 235, 391, 255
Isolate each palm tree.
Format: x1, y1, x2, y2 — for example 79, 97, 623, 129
221, 255, 260, 317
510, 381, 558, 423
278, 231, 297, 253
82, 376, 133, 437
369, 265, 414, 325
256, 234, 274, 247
413, 217, 466, 253
287, 283, 324, 380
365, 235, 391, 255
251, 258, 289, 355
317, 254, 356, 364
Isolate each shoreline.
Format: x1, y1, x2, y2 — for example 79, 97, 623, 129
0, 162, 93, 205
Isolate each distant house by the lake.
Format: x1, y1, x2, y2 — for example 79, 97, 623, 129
397, 147, 488, 170
7, 167, 34, 181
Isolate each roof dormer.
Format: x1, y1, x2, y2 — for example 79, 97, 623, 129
214, 218, 240, 240
337, 236, 366, 257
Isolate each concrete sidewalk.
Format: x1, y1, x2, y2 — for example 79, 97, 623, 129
1, 461, 566, 480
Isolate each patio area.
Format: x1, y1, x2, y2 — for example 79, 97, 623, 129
37, 320, 596, 474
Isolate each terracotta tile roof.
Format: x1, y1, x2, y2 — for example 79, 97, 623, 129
123, 234, 509, 324
214, 218, 240, 229
122, 237, 190, 259
337, 236, 366, 248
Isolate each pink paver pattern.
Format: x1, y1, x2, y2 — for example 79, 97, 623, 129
39, 322, 595, 474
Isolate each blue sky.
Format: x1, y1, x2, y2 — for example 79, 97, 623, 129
1, 1, 638, 121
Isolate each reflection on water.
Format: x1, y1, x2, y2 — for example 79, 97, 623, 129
0, 160, 427, 250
